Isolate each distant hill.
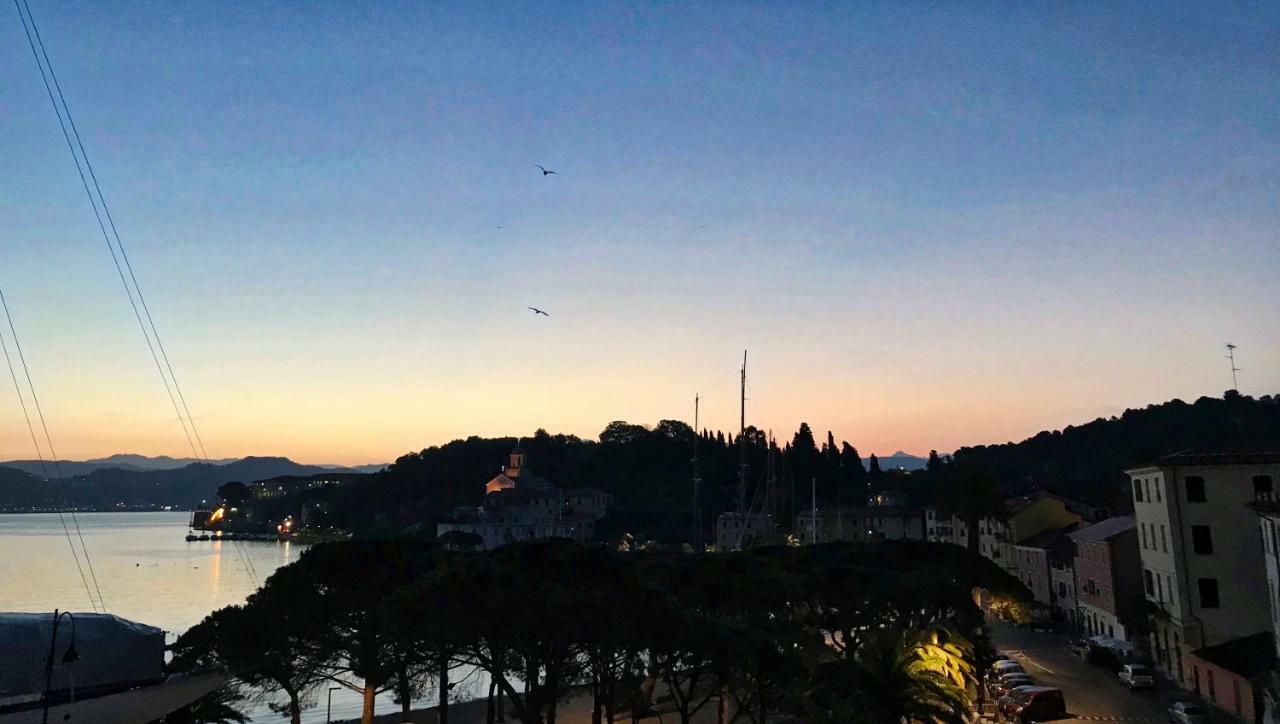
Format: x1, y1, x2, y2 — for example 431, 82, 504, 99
872, 451, 928, 471
0, 454, 385, 478
952, 391, 1280, 506
0, 456, 358, 510
0, 454, 239, 477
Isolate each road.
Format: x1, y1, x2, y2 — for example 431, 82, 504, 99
987, 620, 1224, 723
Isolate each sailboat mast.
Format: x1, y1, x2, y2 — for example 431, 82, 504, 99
692, 394, 701, 550
738, 350, 747, 514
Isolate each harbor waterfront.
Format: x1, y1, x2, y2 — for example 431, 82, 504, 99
0, 512, 481, 723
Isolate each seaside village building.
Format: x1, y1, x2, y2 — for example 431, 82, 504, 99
792, 490, 926, 545
1009, 525, 1078, 623
436, 447, 611, 551
925, 491, 1083, 570
1129, 449, 1279, 723
1070, 516, 1144, 642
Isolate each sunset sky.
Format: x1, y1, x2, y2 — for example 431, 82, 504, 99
1, 3, 1276, 466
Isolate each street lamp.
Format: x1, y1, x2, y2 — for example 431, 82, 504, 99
327, 686, 341, 723
41, 609, 79, 724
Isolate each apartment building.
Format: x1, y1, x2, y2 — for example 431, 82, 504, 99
1010, 525, 1078, 618
1127, 449, 1277, 688
1070, 516, 1144, 642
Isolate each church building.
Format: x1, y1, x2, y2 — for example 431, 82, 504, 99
437, 446, 611, 550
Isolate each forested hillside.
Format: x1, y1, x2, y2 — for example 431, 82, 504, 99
952, 391, 1280, 506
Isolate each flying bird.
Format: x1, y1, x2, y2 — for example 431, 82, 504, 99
534, 164, 557, 176
528, 306, 550, 316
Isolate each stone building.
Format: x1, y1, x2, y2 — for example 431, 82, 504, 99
436, 447, 611, 550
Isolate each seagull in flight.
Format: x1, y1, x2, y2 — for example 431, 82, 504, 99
528, 306, 550, 316
534, 164, 557, 176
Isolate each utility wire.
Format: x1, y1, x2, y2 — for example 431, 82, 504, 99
0, 287, 104, 611
15, 0, 261, 588
23, 0, 210, 463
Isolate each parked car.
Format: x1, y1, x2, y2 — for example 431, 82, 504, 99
996, 684, 1041, 710
989, 660, 1026, 680
1001, 686, 1067, 722
1118, 663, 1155, 689
1168, 701, 1211, 724
991, 673, 1034, 698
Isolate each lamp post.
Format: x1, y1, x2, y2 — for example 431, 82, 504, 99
41, 609, 79, 724
327, 686, 341, 723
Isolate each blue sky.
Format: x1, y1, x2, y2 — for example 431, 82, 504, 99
1, 2, 1276, 464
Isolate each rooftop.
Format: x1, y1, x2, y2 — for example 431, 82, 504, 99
1002, 491, 1051, 515
1069, 516, 1135, 543
1130, 446, 1280, 470
1016, 524, 1079, 548
1189, 632, 1274, 679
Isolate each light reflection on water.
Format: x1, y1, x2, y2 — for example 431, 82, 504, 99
0, 512, 481, 722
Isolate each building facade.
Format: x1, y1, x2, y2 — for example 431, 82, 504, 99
1048, 535, 1079, 629
1127, 451, 1277, 688
1010, 525, 1077, 619
794, 506, 925, 545
436, 447, 611, 550
1071, 516, 1144, 643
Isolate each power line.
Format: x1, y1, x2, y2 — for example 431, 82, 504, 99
15, 0, 260, 589
0, 287, 104, 611
23, 0, 211, 462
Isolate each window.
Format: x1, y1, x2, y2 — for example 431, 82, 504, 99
1156, 574, 1163, 601
1208, 669, 1216, 700
1186, 476, 1206, 502
1161, 524, 1168, 552
1058, 581, 1067, 596
1144, 479, 1152, 502
1143, 569, 1155, 596
1133, 480, 1144, 502
1141, 524, 1148, 549
1191, 525, 1213, 555
1154, 480, 1162, 502
1198, 578, 1220, 608
1256, 475, 1274, 501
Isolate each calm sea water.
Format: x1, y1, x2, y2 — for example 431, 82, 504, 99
0, 512, 484, 722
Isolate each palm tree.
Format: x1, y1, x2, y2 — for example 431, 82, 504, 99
808, 626, 972, 724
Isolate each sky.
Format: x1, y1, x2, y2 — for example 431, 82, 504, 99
1, 2, 1277, 466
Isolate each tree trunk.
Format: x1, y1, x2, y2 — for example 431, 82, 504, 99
756, 671, 766, 724
439, 652, 450, 724
287, 691, 302, 724
591, 677, 602, 724
361, 682, 376, 724
717, 685, 729, 724
546, 668, 559, 724
487, 678, 497, 724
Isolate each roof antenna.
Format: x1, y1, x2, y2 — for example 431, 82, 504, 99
1225, 343, 1241, 392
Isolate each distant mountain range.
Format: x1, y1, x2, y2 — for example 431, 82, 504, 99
871, 451, 929, 471
0, 456, 386, 510
0, 454, 387, 478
